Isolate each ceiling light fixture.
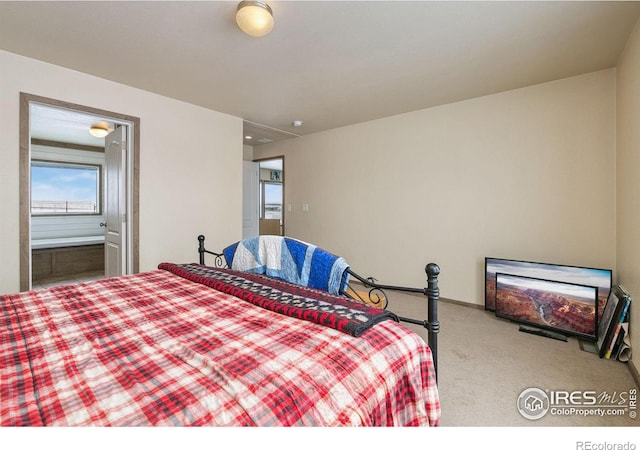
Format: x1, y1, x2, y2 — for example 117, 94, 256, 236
89, 123, 110, 138
235, 1, 274, 37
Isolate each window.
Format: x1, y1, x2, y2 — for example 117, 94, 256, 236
31, 161, 101, 215
262, 181, 282, 220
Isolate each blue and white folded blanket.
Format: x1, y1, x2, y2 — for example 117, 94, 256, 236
222, 236, 350, 295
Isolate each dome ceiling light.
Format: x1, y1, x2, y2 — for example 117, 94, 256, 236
235, 1, 274, 37
89, 123, 110, 138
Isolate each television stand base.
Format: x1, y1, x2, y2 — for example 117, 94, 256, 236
578, 339, 598, 354
519, 325, 568, 342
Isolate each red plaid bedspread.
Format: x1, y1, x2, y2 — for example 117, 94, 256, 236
1, 268, 440, 426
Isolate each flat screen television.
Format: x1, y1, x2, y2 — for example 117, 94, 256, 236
485, 258, 612, 324
495, 273, 598, 341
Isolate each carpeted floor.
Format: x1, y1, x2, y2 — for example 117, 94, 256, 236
386, 291, 639, 427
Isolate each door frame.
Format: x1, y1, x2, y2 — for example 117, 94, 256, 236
19, 93, 140, 291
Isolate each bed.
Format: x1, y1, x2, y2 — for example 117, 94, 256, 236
1, 234, 441, 426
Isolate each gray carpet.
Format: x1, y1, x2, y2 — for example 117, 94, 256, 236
386, 291, 639, 427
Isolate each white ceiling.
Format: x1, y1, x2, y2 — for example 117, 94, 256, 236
2, 1, 639, 146
29, 103, 115, 147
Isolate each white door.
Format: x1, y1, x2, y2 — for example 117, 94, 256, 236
242, 161, 259, 239
104, 126, 127, 277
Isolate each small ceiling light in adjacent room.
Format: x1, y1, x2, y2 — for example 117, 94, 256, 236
292, 120, 303, 127
236, 1, 274, 37
89, 123, 110, 138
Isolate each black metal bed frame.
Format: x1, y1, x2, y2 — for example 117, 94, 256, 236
197, 234, 440, 380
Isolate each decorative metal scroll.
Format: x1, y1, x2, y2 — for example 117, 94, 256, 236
342, 272, 389, 310
197, 235, 228, 268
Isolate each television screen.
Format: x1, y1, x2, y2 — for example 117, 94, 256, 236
495, 273, 598, 341
485, 258, 612, 322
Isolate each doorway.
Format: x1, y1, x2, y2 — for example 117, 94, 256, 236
257, 157, 284, 236
19, 93, 140, 291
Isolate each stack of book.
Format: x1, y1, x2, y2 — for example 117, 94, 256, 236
597, 284, 631, 361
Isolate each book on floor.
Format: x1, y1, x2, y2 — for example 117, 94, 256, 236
604, 292, 630, 359
597, 285, 631, 359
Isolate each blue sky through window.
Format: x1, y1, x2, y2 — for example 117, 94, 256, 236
264, 183, 282, 204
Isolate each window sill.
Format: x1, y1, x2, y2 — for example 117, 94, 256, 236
31, 235, 105, 250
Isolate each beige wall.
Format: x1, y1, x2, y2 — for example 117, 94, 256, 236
616, 18, 640, 375
0, 50, 243, 295
243, 144, 254, 161
255, 70, 617, 308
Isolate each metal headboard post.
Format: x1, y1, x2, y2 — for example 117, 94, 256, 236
198, 234, 206, 264
425, 263, 440, 380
